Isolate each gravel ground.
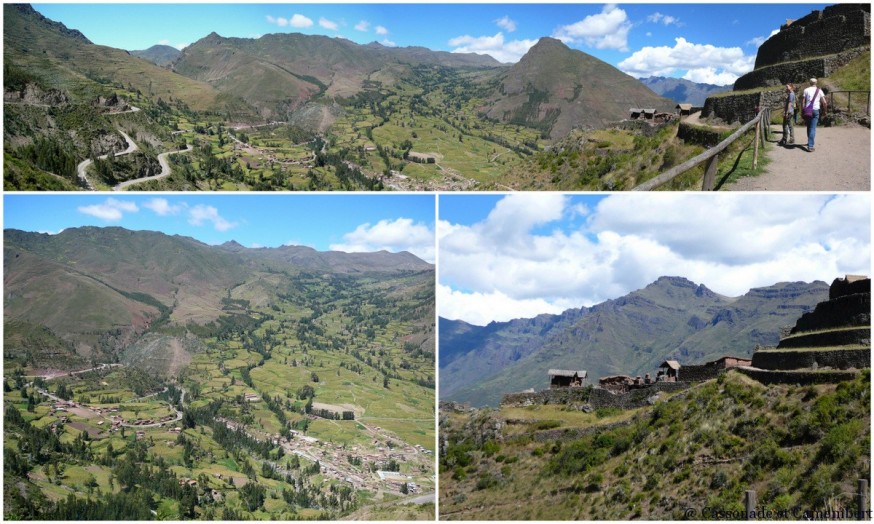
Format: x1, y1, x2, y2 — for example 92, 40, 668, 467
727, 123, 870, 191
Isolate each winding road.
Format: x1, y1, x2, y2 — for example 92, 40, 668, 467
76, 129, 138, 189
113, 145, 193, 191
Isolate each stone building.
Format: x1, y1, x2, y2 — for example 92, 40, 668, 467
548, 369, 587, 388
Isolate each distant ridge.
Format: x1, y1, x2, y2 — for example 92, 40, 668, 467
131, 44, 182, 67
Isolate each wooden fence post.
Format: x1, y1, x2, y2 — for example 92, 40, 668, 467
745, 490, 756, 520
702, 153, 718, 191
752, 117, 761, 170
859, 479, 869, 520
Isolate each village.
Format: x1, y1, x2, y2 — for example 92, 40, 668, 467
30, 370, 435, 502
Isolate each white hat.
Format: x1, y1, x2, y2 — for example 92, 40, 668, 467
810, 78, 818, 84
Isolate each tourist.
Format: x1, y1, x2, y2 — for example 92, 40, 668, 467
779, 84, 795, 146
801, 78, 827, 152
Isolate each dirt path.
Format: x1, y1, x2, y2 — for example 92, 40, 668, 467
726, 123, 870, 191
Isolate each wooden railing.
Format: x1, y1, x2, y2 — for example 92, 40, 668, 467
828, 90, 870, 116
633, 94, 770, 191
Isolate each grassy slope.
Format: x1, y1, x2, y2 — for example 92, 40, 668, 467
440, 371, 870, 520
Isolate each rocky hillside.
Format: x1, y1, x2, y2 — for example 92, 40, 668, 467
482, 38, 675, 139
440, 276, 829, 406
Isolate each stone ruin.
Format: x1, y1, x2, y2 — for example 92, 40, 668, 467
739, 275, 870, 385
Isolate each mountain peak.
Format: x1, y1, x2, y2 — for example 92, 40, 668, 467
13, 4, 91, 44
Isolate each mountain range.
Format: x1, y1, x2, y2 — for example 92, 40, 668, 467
639, 76, 732, 106
440, 276, 829, 406
4, 226, 434, 373
5, 3, 673, 136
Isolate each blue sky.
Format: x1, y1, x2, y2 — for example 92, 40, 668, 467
439, 193, 870, 325
31, 3, 830, 85
3, 194, 436, 262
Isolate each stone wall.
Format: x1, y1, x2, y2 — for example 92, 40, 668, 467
588, 382, 689, 410
679, 361, 725, 382
501, 387, 591, 407
501, 381, 688, 409
754, 5, 870, 69
776, 327, 870, 349
736, 367, 861, 386
791, 293, 871, 333
735, 48, 869, 91
751, 347, 871, 371
701, 90, 785, 124
677, 122, 724, 147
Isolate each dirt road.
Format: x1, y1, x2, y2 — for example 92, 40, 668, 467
77, 130, 138, 189
726, 123, 870, 191
113, 145, 193, 191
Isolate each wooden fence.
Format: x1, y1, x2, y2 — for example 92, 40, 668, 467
633, 94, 770, 191
828, 90, 870, 116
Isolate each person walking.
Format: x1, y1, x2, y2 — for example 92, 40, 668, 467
779, 84, 795, 146
801, 78, 827, 152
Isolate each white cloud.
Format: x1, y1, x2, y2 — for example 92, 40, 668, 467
439, 194, 871, 325
330, 218, 435, 263
266, 15, 288, 27
77, 198, 138, 222
142, 198, 186, 216
188, 205, 236, 232
158, 39, 189, 50
438, 285, 568, 326
449, 32, 538, 63
552, 4, 632, 51
355, 20, 370, 32
319, 17, 339, 31
647, 12, 680, 26
618, 37, 754, 85
289, 14, 313, 28
375, 25, 389, 36
747, 29, 780, 48
381, 39, 397, 48
495, 15, 517, 33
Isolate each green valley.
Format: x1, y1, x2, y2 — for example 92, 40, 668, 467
3, 227, 436, 520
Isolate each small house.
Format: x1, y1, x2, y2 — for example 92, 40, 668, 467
659, 360, 681, 381
548, 369, 587, 389
676, 103, 693, 116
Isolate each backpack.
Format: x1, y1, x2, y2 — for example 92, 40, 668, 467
802, 88, 820, 121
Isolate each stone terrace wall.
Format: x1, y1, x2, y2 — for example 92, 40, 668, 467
755, 5, 870, 70
701, 90, 784, 124
776, 327, 870, 349
588, 382, 689, 410
737, 367, 861, 386
751, 347, 871, 370
791, 293, 871, 333
679, 361, 725, 382
501, 382, 688, 409
502, 388, 591, 407
735, 48, 869, 91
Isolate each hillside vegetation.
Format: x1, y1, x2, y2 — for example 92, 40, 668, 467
440, 371, 870, 520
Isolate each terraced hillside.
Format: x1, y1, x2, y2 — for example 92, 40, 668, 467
740, 275, 871, 385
